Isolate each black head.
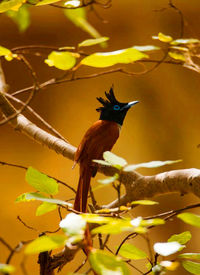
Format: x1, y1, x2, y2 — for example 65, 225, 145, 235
96, 87, 139, 126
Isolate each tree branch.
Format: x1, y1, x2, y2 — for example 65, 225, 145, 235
1, 62, 200, 211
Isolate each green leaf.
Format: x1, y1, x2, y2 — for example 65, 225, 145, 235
0, 264, 15, 273
89, 249, 130, 275
6, 4, 30, 32
81, 48, 148, 68
132, 45, 160, 51
64, 8, 102, 40
36, 0, 60, 6
177, 213, 200, 228
25, 235, 67, 254
168, 231, 192, 245
26, 167, 58, 195
168, 51, 186, 61
131, 200, 158, 206
124, 159, 181, 171
153, 241, 184, 256
45, 51, 77, 70
98, 173, 119, 185
152, 32, 173, 43
60, 213, 86, 235
16, 192, 72, 207
182, 261, 200, 274
179, 253, 200, 260
119, 243, 147, 260
0, 0, 24, 13
36, 202, 57, 216
64, 0, 81, 7
171, 38, 200, 45
103, 151, 127, 168
78, 37, 109, 47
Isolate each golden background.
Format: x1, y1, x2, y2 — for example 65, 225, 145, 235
1, 0, 200, 274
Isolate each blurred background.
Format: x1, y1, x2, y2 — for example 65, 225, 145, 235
1, 0, 200, 274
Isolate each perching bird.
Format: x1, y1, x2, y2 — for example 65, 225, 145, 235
73, 87, 139, 212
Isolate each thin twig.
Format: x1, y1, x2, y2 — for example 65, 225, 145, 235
0, 55, 37, 125
5, 92, 69, 143
11, 59, 182, 97
115, 232, 137, 255
0, 160, 76, 193
0, 237, 13, 251
73, 257, 88, 273
17, 216, 38, 232
169, 0, 184, 37
144, 203, 200, 220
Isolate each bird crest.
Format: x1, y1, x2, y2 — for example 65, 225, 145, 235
96, 86, 119, 112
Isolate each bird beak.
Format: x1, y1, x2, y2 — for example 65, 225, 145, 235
121, 100, 139, 110
127, 101, 139, 107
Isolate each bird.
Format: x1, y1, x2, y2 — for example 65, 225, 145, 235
73, 87, 139, 212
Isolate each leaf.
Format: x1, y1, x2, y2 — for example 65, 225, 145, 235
0, 264, 15, 273
132, 45, 160, 51
182, 261, 200, 274
81, 214, 114, 224
60, 213, 86, 235
179, 253, 200, 260
64, 8, 102, 40
78, 37, 109, 47
131, 200, 158, 206
36, 0, 60, 6
36, 202, 57, 216
0, 45, 11, 56
92, 219, 146, 235
45, 51, 77, 70
160, 261, 179, 271
140, 218, 165, 227
152, 32, 173, 43
89, 249, 130, 275
119, 243, 147, 260
92, 220, 132, 235
153, 241, 184, 256
26, 167, 58, 195
16, 192, 72, 207
0, 0, 24, 13
6, 4, 30, 32
64, 0, 81, 7
103, 151, 127, 168
81, 48, 148, 68
177, 213, 200, 228
92, 159, 112, 166
25, 235, 67, 254
168, 51, 186, 62
98, 173, 119, 185
123, 159, 181, 171
171, 38, 200, 45
168, 231, 192, 245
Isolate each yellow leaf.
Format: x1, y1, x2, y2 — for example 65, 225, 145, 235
81, 48, 148, 68
168, 51, 186, 61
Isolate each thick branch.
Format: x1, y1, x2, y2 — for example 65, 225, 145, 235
105, 168, 200, 208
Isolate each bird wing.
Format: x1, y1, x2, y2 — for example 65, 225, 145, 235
74, 120, 120, 165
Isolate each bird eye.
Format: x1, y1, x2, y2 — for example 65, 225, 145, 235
113, 105, 120, 110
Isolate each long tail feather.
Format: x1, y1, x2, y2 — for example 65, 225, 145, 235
74, 165, 91, 212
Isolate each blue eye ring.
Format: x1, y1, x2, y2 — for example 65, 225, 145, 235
113, 105, 120, 110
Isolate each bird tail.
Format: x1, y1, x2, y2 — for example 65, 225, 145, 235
74, 165, 91, 212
